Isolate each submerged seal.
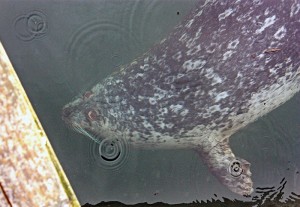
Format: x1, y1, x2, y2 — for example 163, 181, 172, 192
62, 0, 300, 196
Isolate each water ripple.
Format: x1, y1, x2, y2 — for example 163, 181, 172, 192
89, 136, 131, 171
64, 19, 140, 93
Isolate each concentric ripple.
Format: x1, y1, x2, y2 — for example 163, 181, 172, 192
14, 10, 48, 41
63, 19, 141, 93
128, 0, 196, 45
128, 0, 160, 43
229, 160, 243, 177
140, 0, 167, 43
89, 136, 131, 171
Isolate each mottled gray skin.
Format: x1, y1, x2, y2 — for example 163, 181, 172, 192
62, 0, 300, 196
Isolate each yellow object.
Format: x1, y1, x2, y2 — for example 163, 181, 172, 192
0, 42, 80, 207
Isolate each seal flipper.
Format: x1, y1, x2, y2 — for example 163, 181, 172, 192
194, 139, 253, 196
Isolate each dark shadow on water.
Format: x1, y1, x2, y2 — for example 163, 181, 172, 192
82, 178, 300, 207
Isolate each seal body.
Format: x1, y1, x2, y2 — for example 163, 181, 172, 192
62, 0, 300, 196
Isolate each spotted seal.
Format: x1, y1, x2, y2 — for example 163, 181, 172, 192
62, 0, 300, 196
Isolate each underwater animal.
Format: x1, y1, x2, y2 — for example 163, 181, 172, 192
62, 0, 300, 196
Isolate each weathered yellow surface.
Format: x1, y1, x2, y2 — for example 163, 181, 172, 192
0, 42, 80, 207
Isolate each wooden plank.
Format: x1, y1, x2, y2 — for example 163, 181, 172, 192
0, 42, 80, 207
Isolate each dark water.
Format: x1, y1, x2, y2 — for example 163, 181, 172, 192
0, 0, 299, 205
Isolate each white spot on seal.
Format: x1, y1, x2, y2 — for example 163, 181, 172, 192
183, 59, 207, 72
159, 108, 168, 115
195, 28, 202, 38
187, 45, 201, 56
172, 51, 182, 61
143, 120, 154, 130
156, 121, 166, 129
140, 64, 150, 71
264, 8, 270, 16
206, 43, 218, 53
135, 73, 144, 78
129, 105, 135, 115
195, 10, 203, 17
149, 97, 157, 105
208, 105, 221, 113
186, 38, 197, 48
138, 95, 145, 101
227, 39, 240, 49
204, 68, 214, 79
223, 50, 234, 61
255, 15, 277, 34
180, 109, 189, 116
253, 0, 263, 6
179, 33, 188, 42
211, 74, 222, 86
170, 104, 183, 114
186, 19, 194, 28
269, 67, 278, 75
166, 123, 174, 128
274, 26, 287, 40
218, 8, 234, 21
290, 2, 300, 17
215, 91, 229, 102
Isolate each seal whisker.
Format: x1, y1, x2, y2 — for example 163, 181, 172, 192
77, 126, 102, 145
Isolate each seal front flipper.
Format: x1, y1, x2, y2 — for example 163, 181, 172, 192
194, 138, 253, 196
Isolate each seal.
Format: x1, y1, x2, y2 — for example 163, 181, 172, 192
62, 0, 300, 196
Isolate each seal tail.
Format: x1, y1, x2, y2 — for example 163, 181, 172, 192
195, 139, 253, 196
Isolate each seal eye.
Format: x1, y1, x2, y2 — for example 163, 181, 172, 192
83, 91, 93, 99
87, 109, 98, 121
